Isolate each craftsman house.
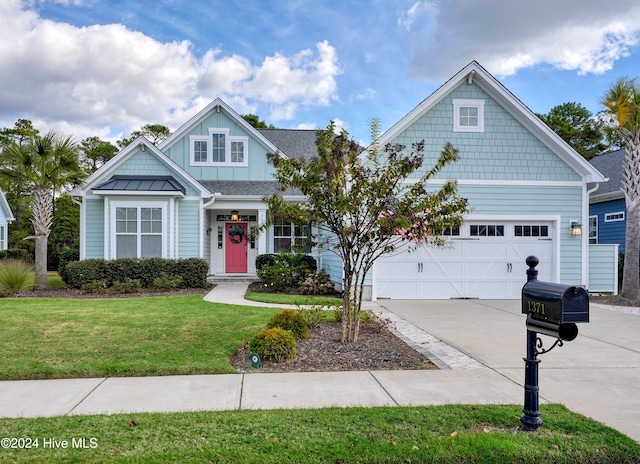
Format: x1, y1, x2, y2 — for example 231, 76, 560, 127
71, 60, 616, 299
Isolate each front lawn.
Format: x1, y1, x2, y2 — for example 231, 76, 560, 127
0, 404, 638, 463
0, 295, 281, 380
244, 290, 342, 306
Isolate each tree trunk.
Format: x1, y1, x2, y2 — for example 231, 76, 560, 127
621, 134, 640, 300
34, 235, 48, 289
31, 186, 53, 290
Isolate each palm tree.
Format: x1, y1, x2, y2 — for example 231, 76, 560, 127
0, 132, 85, 288
601, 77, 640, 299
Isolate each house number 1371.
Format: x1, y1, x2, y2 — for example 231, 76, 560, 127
527, 300, 545, 315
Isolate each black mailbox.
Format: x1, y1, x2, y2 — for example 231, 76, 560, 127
522, 280, 589, 324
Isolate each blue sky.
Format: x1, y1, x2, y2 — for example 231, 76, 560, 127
1, 0, 639, 144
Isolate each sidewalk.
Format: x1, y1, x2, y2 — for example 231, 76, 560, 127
1, 284, 518, 419
1, 284, 638, 444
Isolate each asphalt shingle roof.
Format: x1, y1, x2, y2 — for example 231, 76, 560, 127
258, 129, 318, 160
589, 149, 624, 197
199, 180, 301, 197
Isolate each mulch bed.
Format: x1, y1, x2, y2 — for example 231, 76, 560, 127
8, 287, 211, 299
230, 319, 437, 373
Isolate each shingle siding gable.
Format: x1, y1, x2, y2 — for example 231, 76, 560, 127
393, 83, 580, 182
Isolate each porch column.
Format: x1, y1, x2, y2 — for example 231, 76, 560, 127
258, 208, 267, 255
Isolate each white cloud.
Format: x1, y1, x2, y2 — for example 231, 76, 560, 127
0, 1, 341, 139
403, 0, 640, 80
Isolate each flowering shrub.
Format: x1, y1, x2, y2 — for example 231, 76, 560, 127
299, 270, 335, 295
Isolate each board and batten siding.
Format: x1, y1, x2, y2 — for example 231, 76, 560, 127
162, 111, 277, 182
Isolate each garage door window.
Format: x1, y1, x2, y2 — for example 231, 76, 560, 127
514, 225, 549, 237
470, 225, 504, 237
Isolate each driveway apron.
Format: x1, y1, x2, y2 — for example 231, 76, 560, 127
378, 299, 640, 443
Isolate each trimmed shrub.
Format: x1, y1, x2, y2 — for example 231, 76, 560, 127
255, 254, 278, 271
82, 279, 108, 294
266, 309, 309, 340
152, 273, 183, 291
112, 278, 142, 294
299, 269, 335, 295
65, 259, 110, 289
64, 258, 208, 289
0, 249, 28, 262
0, 260, 34, 294
250, 327, 297, 362
58, 248, 80, 284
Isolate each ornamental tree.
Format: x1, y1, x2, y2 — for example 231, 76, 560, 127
264, 120, 468, 343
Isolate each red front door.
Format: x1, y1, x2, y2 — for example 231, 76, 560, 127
225, 223, 248, 273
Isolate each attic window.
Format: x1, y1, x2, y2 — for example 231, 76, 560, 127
189, 129, 248, 166
453, 99, 484, 132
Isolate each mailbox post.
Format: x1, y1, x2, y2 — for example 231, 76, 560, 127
520, 256, 589, 431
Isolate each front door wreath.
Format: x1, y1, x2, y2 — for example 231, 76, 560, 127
228, 225, 245, 244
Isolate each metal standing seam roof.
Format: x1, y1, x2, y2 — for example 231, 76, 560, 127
93, 175, 186, 194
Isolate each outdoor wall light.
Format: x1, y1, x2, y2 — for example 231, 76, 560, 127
230, 210, 239, 221
570, 221, 583, 236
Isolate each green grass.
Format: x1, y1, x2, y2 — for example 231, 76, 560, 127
46, 271, 65, 288
0, 404, 638, 463
0, 295, 281, 379
245, 290, 342, 306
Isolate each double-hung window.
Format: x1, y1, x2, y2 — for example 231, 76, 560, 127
190, 129, 248, 166
113, 204, 165, 258
453, 99, 485, 132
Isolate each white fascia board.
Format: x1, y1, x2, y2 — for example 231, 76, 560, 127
74, 137, 211, 199
158, 98, 283, 158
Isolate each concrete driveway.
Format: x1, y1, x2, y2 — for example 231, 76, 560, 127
377, 299, 640, 443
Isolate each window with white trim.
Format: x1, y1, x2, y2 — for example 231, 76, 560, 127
453, 99, 485, 132
0, 225, 4, 250
605, 211, 625, 222
273, 221, 311, 253
589, 216, 598, 244
190, 129, 248, 166
113, 205, 165, 258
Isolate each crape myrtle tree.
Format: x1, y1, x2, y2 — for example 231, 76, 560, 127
601, 77, 640, 299
264, 120, 468, 343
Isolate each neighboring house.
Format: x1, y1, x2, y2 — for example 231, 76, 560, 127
589, 149, 625, 250
71, 60, 615, 299
0, 189, 14, 250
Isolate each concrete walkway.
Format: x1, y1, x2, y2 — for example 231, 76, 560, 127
1, 284, 638, 444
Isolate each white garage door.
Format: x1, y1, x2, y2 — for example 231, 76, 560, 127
374, 222, 554, 299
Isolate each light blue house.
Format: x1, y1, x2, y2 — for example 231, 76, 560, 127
71, 61, 616, 299
0, 189, 14, 250
357, 61, 612, 299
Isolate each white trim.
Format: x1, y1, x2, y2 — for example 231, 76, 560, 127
92, 190, 185, 197
604, 211, 625, 222
402, 178, 585, 187
453, 99, 484, 132
159, 98, 282, 158
109, 200, 168, 260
